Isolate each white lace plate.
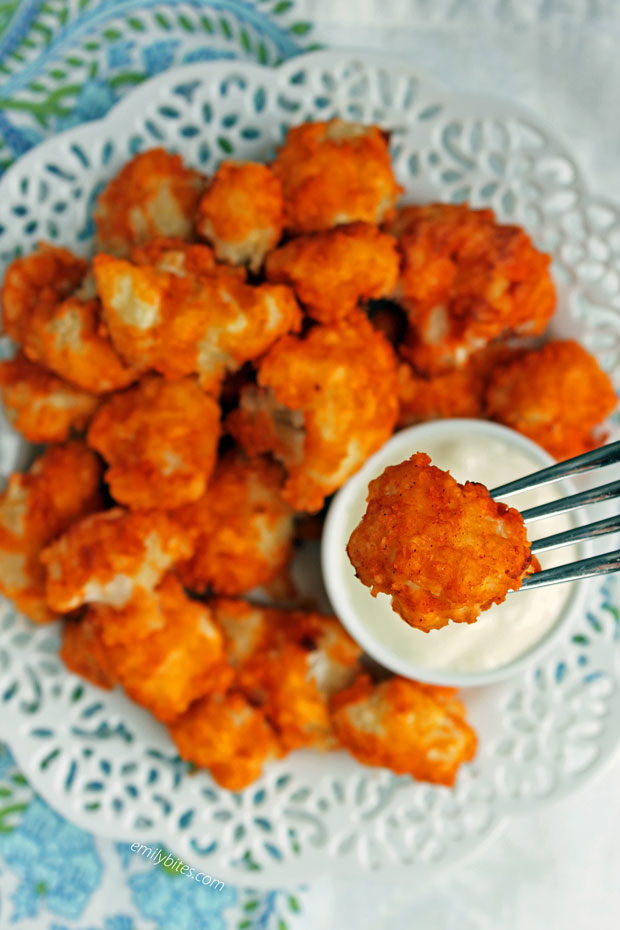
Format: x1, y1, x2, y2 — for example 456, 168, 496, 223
0, 50, 619, 887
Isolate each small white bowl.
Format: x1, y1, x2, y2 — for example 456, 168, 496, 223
321, 419, 590, 688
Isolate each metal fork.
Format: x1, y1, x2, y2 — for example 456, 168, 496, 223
490, 441, 620, 590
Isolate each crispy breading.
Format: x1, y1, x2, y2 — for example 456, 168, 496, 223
265, 222, 399, 323
387, 204, 555, 373
41, 507, 193, 613
397, 341, 522, 427
273, 119, 402, 233
130, 237, 216, 275
60, 616, 117, 690
23, 295, 138, 394
485, 339, 617, 460
0, 353, 100, 442
92, 253, 301, 391
331, 674, 477, 787
94, 148, 203, 256
213, 600, 362, 750
227, 310, 399, 512
0, 442, 103, 623
87, 375, 220, 509
1, 244, 87, 343
169, 690, 283, 790
174, 451, 294, 596
82, 575, 233, 722
196, 160, 284, 271
347, 452, 536, 631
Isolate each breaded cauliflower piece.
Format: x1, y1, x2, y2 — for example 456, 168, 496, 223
0, 353, 99, 442
1, 244, 87, 343
94, 148, 203, 256
265, 222, 399, 323
347, 452, 537, 632
196, 161, 284, 271
396, 341, 521, 427
485, 339, 617, 460
41, 508, 193, 613
169, 691, 283, 790
387, 204, 555, 373
83, 575, 233, 722
0, 442, 103, 623
331, 674, 477, 787
60, 616, 117, 690
227, 310, 399, 512
87, 375, 220, 509
23, 295, 138, 394
93, 253, 301, 391
130, 237, 216, 275
273, 119, 402, 233
213, 600, 362, 750
174, 451, 294, 596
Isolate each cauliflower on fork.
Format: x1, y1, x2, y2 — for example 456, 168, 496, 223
92, 252, 301, 392
93, 148, 204, 256
227, 310, 399, 512
331, 674, 477, 787
0, 442, 103, 623
87, 375, 220, 510
347, 452, 538, 632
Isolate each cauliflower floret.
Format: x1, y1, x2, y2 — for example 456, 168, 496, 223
387, 204, 556, 373
265, 222, 399, 323
169, 691, 283, 790
130, 237, 216, 275
23, 295, 138, 394
0, 244, 87, 343
93, 253, 301, 391
213, 600, 362, 750
87, 375, 220, 509
196, 160, 284, 271
347, 452, 537, 632
485, 339, 617, 460
60, 615, 117, 690
331, 674, 477, 787
0, 442, 103, 623
41, 508, 193, 613
273, 119, 402, 233
174, 451, 294, 596
0, 353, 99, 442
93, 148, 203, 256
81, 574, 233, 722
227, 310, 399, 512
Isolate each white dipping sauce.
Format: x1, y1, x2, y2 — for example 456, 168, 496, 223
340, 432, 578, 674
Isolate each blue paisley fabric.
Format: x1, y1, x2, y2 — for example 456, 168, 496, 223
0, 2, 312, 926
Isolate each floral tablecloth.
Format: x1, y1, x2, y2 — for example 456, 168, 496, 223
0, 5, 313, 928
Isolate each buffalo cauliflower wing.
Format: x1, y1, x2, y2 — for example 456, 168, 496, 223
347, 452, 537, 632
485, 339, 617, 460
41, 507, 193, 613
81, 574, 233, 721
1, 244, 87, 344
169, 691, 283, 790
92, 252, 301, 391
213, 600, 362, 750
60, 615, 117, 690
273, 119, 402, 233
331, 674, 477, 787
94, 148, 203, 256
196, 160, 284, 271
174, 451, 294, 596
227, 310, 399, 512
87, 375, 220, 509
388, 204, 555, 373
265, 222, 399, 323
0, 353, 99, 442
0, 442, 103, 623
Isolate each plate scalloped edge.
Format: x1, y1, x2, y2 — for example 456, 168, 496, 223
0, 50, 619, 887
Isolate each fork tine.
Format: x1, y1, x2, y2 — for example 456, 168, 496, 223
519, 479, 620, 524
530, 514, 620, 553
490, 440, 620, 499
520, 548, 620, 589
